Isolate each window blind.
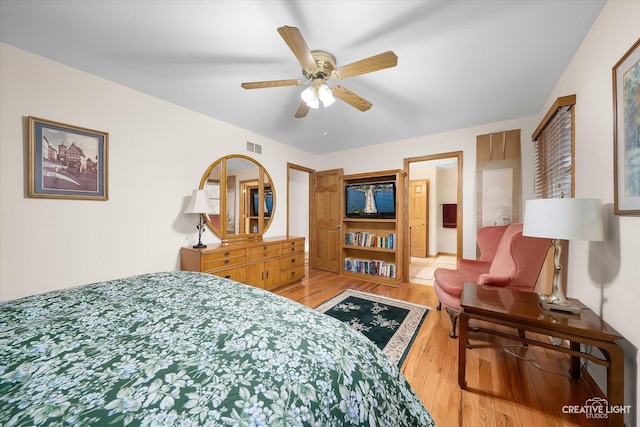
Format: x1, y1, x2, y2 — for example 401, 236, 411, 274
532, 99, 575, 199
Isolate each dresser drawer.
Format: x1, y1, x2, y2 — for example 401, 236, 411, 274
281, 266, 305, 284
211, 266, 247, 283
280, 253, 305, 269
280, 239, 304, 254
202, 247, 245, 262
248, 243, 280, 261
201, 247, 246, 269
203, 255, 247, 270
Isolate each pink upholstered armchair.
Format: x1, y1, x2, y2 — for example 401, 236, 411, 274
434, 223, 551, 337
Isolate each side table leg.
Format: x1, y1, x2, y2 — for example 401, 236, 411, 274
602, 343, 625, 427
570, 341, 580, 379
458, 312, 468, 389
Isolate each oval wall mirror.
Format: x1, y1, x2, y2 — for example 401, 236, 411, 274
199, 154, 275, 242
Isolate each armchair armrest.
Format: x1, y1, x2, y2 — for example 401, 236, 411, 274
457, 259, 491, 274
477, 274, 512, 287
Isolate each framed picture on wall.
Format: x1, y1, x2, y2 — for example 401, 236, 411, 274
613, 38, 640, 216
28, 116, 108, 200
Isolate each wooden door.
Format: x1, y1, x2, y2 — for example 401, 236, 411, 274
310, 169, 343, 272
246, 262, 264, 288
262, 258, 281, 290
409, 180, 429, 258
246, 259, 280, 289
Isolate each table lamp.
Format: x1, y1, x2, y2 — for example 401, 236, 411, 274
523, 198, 604, 313
184, 189, 215, 248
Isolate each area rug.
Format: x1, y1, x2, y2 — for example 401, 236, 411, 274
315, 290, 430, 366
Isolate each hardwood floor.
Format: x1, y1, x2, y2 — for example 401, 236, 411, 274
274, 267, 608, 427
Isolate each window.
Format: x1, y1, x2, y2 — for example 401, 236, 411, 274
532, 95, 576, 199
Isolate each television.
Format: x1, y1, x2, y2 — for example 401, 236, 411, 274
345, 182, 396, 218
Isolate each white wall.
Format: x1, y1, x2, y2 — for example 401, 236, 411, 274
0, 43, 315, 301
534, 1, 639, 421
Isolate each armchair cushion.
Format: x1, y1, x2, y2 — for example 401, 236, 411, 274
457, 258, 491, 275
434, 268, 481, 299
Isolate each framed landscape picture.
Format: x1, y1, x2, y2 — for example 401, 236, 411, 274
28, 117, 108, 200
613, 38, 640, 215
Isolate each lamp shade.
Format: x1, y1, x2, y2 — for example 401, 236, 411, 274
300, 86, 319, 109
523, 198, 604, 241
184, 189, 215, 214
318, 83, 335, 106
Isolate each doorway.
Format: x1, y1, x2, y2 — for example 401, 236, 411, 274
404, 152, 462, 285
287, 164, 344, 273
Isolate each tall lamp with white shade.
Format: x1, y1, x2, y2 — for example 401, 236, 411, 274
523, 198, 604, 313
184, 189, 215, 249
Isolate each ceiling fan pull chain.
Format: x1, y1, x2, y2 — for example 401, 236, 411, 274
323, 107, 328, 137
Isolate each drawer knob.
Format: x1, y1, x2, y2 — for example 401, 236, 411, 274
224, 259, 230, 265
290, 258, 295, 263
224, 252, 230, 257
224, 275, 231, 279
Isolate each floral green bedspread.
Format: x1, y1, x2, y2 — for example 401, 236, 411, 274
1, 272, 435, 426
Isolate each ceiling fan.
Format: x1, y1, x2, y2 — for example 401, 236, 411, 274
241, 26, 398, 118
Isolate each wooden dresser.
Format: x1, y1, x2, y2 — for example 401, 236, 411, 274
181, 236, 305, 291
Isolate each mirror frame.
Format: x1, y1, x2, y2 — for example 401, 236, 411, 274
199, 154, 275, 242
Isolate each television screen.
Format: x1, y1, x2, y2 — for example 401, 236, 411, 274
345, 182, 396, 218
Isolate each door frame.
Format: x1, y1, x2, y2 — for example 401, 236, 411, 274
404, 151, 463, 259
286, 162, 313, 241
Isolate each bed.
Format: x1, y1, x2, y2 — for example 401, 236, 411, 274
0, 271, 435, 426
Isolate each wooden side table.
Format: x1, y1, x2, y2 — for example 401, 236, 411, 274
458, 282, 625, 426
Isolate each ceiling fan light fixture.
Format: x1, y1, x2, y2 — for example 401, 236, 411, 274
318, 83, 335, 107
241, 27, 397, 118
301, 85, 319, 109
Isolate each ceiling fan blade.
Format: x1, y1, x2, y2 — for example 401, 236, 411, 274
277, 26, 317, 72
333, 51, 398, 79
294, 101, 310, 118
332, 85, 372, 112
241, 79, 302, 89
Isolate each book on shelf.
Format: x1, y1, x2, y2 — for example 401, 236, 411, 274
343, 257, 396, 278
344, 232, 396, 249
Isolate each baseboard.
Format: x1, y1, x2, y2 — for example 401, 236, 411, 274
436, 252, 456, 257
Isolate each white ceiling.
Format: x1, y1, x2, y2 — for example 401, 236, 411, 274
0, 0, 605, 154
